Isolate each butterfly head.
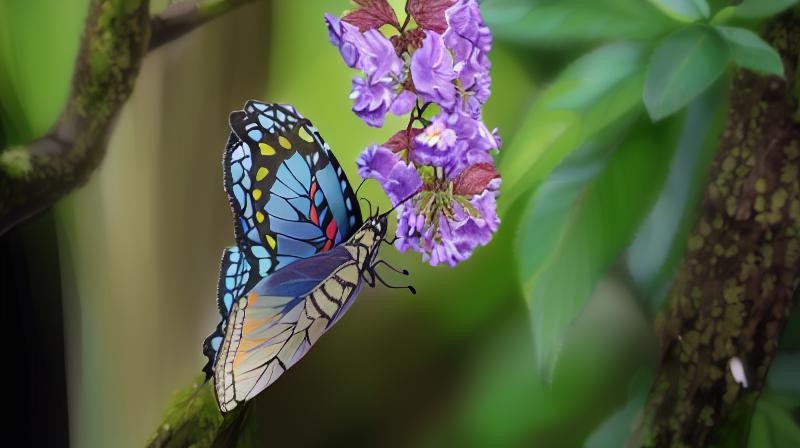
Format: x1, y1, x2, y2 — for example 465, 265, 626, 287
363, 210, 388, 251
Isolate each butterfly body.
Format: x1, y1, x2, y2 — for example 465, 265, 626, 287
203, 101, 399, 413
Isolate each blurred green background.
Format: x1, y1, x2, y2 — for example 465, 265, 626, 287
1, 0, 797, 447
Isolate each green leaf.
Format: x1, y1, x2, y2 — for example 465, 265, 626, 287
516, 118, 680, 379
626, 78, 728, 305
644, 24, 730, 120
482, 0, 676, 44
715, 25, 784, 76
499, 43, 645, 211
585, 369, 653, 448
749, 390, 800, 448
736, 0, 799, 19
648, 0, 710, 21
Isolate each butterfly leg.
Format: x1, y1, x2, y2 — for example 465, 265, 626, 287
363, 269, 376, 287
370, 267, 416, 295
373, 259, 409, 276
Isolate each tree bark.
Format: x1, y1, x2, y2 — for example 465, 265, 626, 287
0, 0, 260, 236
637, 9, 800, 448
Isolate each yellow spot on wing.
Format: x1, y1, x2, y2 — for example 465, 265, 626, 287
278, 136, 292, 149
256, 167, 269, 181
259, 142, 276, 155
256, 211, 265, 223
299, 127, 314, 143
266, 234, 276, 249
252, 189, 262, 201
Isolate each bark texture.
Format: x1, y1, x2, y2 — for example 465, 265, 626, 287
638, 10, 800, 448
0, 0, 260, 236
0, 0, 151, 235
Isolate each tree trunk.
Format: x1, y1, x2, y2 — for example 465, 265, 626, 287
637, 9, 800, 448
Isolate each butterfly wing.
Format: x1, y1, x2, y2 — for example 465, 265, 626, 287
204, 101, 364, 380
202, 246, 253, 378
213, 246, 364, 413
226, 101, 362, 273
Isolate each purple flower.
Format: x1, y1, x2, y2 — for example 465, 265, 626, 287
443, 0, 493, 116
357, 145, 422, 204
453, 181, 500, 247
350, 78, 416, 128
410, 31, 457, 110
391, 90, 417, 116
326, 0, 502, 267
394, 177, 501, 267
457, 63, 491, 118
413, 111, 500, 175
444, 0, 492, 59
327, 13, 412, 127
358, 29, 404, 79
325, 13, 362, 68
412, 114, 458, 167
326, 13, 403, 77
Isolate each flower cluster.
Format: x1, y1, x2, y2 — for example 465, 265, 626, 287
326, 0, 500, 266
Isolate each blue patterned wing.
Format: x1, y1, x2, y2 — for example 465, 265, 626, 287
226, 101, 362, 274
202, 246, 252, 378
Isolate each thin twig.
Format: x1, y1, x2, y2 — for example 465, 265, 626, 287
149, 0, 261, 51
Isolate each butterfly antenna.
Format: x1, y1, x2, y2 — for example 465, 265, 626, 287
381, 189, 420, 218
354, 178, 367, 195
359, 197, 373, 216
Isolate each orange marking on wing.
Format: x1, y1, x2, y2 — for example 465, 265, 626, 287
247, 292, 259, 307
238, 335, 271, 352
242, 316, 275, 334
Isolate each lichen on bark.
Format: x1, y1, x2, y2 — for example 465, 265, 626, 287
636, 9, 800, 448
0, 0, 260, 236
0, 0, 151, 235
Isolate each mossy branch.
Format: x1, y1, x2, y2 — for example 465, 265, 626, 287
147, 375, 253, 448
634, 9, 800, 448
0, 0, 260, 236
147, 376, 223, 447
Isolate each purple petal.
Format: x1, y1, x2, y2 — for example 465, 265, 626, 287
390, 90, 416, 116
356, 145, 422, 205
410, 32, 457, 109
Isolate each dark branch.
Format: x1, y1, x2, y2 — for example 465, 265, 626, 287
0, 0, 263, 236
634, 9, 800, 447
0, 0, 151, 236
148, 0, 261, 51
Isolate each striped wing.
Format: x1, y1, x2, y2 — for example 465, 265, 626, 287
213, 246, 363, 413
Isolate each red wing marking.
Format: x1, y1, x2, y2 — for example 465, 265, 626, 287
309, 182, 319, 225
326, 219, 337, 240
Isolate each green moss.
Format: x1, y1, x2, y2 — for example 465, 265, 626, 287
0, 146, 32, 177
147, 376, 223, 448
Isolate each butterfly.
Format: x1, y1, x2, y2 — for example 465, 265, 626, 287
202, 101, 412, 413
